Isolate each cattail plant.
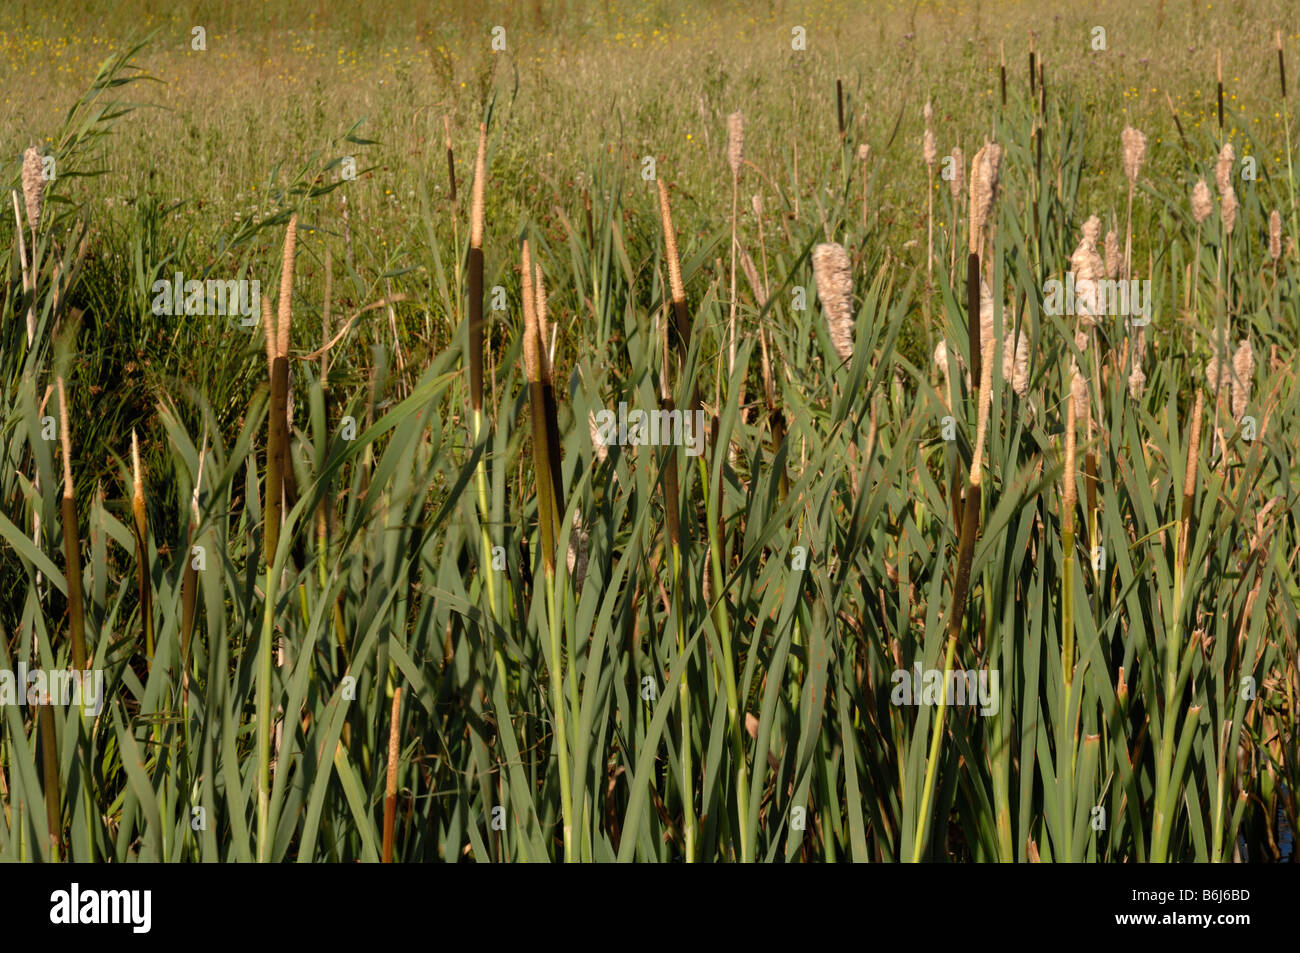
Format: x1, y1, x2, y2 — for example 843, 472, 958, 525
1270, 209, 1283, 264
1278, 28, 1288, 99
1231, 338, 1254, 421
520, 237, 573, 861
813, 242, 854, 363
948, 144, 963, 272
255, 214, 297, 864
727, 110, 744, 383
857, 143, 871, 227
1216, 49, 1225, 132
465, 123, 503, 668
1104, 216, 1119, 281
654, 181, 701, 861
1216, 143, 1235, 195
381, 687, 402, 863
19, 146, 45, 346
1000, 40, 1007, 106
923, 100, 937, 280
56, 376, 85, 673
1029, 30, 1036, 95
130, 430, 152, 658
1192, 179, 1213, 315
913, 334, 995, 861
836, 78, 844, 136
1121, 126, 1146, 281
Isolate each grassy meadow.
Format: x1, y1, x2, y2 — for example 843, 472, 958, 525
1, 0, 1298, 862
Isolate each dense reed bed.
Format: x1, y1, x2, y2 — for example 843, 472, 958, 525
1, 10, 1297, 862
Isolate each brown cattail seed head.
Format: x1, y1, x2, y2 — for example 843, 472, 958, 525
1221, 184, 1238, 234
752, 193, 763, 218
1231, 338, 1254, 420
22, 146, 44, 232
1269, 209, 1283, 261
812, 242, 854, 362
949, 146, 963, 199
1121, 126, 1147, 185
857, 143, 870, 162
727, 110, 744, 177
1215, 143, 1235, 194
922, 128, 937, 167
1192, 180, 1213, 224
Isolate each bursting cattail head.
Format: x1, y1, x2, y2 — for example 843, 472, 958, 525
752, 193, 763, 218
1128, 364, 1147, 400
921, 100, 936, 166
566, 510, 589, 589
22, 146, 44, 232
1071, 366, 1089, 422
1121, 126, 1147, 185
1104, 228, 1120, 280
1231, 338, 1254, 420
1270, 209, 1283, 261
1005, 329, 1030, 397
727, 110, 744, 177
739, 246, 765, 308
949, 146, 963, 199
969, 140, 1002, 253
588, 409, 608, 464
1192, 179, 1213, 224
857, 142, 870, 162
1215, 143, 1235, 194
1221, 184, 1238, 234
979, 280, 995, 348
812, 242, 854, 362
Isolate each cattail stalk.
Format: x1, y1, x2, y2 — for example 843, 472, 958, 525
57, 377, 85, 673
1216, 49, 1224, 133
1029, 30, 1036, 95
257, 215, 296, 863
727, 111, 743, 385
465, 124, 505, 687
923, 101, 936, 281
656, 187, 699, 861
1153, 389, 1204, 861
1000, 40, 1006, 107
131, 431, 153, 657
1121, 127, 1147, 282
913, 336, 994, 862
522, 239, 574, 862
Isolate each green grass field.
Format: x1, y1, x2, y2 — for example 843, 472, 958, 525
1, 0, 1297, 862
